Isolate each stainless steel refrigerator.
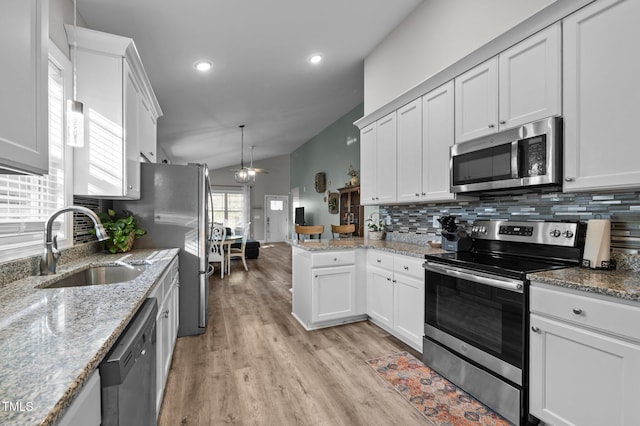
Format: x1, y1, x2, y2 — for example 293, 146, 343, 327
115, 163, 212, 336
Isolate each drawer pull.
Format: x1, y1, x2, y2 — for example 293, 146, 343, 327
387, 277, 392, 282
572, 308, 583, 315
531, 326, 540, 333
333, 258, 338, 262
376, 259, 381, 263
403, 265, 409, 270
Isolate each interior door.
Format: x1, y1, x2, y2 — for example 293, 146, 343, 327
265, 195, 289, 242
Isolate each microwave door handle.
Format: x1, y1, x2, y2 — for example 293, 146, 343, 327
423, 262, 524, 293
511, 140, 520, 179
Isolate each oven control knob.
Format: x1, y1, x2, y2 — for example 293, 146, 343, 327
550, 229, 561, 238
563, 230, 574, 238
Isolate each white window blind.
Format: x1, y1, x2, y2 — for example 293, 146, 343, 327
0, 51, 71, 261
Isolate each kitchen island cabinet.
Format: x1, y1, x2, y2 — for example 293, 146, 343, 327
562, 0, 640, 192
292, 246, 366, 330
0, 0, 48, 175
529, 282, 640, 426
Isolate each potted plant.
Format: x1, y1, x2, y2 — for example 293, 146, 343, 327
366, 215, 385, 240
95, 209, 146, 253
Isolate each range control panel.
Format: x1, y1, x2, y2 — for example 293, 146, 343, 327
471, 220, 581, 247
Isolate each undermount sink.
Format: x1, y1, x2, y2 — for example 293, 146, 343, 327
41, 264, 149, 289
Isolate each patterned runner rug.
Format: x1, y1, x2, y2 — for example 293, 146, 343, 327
366, 351, 513, 426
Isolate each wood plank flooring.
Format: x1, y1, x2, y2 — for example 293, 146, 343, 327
159, 243, 428, 425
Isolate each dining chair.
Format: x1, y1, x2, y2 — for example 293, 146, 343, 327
227, 223, 250, 272
331, 224, 355, 239
209, 223, 227, 278
295, 225, 324, 241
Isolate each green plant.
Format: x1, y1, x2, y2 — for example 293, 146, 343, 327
366, 216, 384, 232
94, 209, 146, 253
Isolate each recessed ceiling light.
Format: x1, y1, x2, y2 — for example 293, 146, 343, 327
308, 54, 323, 64
194, 60, 213, 72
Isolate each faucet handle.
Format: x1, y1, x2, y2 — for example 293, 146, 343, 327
52, 235, 61, 259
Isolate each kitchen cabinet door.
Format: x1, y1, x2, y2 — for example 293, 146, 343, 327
0, 0, 48, 175
375, 112, 397, 204
455, 58, 498, 143
498, 23, 561, 130
311, 265, 357, 323
421, 81, 455, 201
139, 95, 158, 163
359, 124, 376, 205
396, 99, 423, 202
366, 266, 394, 329
563, 0, 640, 191
530, 314, 640, 426
393, 272, 424, 351
124, 64, 141, 199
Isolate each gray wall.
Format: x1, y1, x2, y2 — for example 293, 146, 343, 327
50, 0, 88, 56
290, 103, 363, 239
210, 154, 290, 241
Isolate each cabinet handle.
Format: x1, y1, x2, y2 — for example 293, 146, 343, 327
421, 192, 426, 196
314, 274, 318, 278
163, 309, 169, 319
386, 277, 392, 282
488, 124, 495, 128
128, 185, 134, 190
149, 151, 154, 156
403, 266, 409, 270
333, 257, 338, 262
572, 308, 583, 315
415, 193, 420, 197
392, 279, 397, 283
564, 177, 575, 182
499, 120, 506, 125
376, 259, 381, 263
531, 326, 540, 333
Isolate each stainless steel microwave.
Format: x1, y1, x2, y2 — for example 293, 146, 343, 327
450, 117, 562, 193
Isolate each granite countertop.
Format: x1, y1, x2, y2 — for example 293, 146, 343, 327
0, 248, 179, 426
288, 237, 447, 258
530, 267, 640, 302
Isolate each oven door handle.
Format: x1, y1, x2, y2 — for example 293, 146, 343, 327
423, 262, 524, 293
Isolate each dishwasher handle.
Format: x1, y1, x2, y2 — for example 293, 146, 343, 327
100, 298, 158, 387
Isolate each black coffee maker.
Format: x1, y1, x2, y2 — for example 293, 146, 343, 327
438, 216, 472, 252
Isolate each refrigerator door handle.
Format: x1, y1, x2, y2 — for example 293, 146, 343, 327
199, 271, 208, 327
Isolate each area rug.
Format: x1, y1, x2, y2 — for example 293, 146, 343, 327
366, 351, 512, 426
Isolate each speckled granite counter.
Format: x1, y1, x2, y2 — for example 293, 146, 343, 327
530, 267, 640, 302
0, 248, 179, 426
288, 237, 447, 258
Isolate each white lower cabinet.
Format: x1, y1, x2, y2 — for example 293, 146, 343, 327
529, 283, 640, 426
58, 370, 101, 426
367, 251, 424, 352
149, 255, 179, 415
292, 247, 366, 330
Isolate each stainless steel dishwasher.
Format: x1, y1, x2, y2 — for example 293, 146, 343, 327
100, 298, 158, 426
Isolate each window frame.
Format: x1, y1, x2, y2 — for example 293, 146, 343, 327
0, 41, 74, 262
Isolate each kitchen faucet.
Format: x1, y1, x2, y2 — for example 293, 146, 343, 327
40, 206, 109, 275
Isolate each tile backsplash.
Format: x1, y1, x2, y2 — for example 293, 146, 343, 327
380, 190, 640, 253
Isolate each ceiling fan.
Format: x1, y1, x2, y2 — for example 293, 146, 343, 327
231, 126, 269, 183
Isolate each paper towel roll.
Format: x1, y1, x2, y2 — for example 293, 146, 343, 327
582, 219, 611, 269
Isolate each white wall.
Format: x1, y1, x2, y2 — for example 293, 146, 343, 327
363, 0, 555, 114
49, 0, 88, 57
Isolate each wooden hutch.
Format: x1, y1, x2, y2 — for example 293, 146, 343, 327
338, 185, 364, 237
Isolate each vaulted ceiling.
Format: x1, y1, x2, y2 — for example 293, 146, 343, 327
76, 0, 423, 170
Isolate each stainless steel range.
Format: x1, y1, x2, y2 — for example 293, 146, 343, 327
423, 220, 585, 425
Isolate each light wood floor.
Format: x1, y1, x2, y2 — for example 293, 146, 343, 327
159, 242, 427, 425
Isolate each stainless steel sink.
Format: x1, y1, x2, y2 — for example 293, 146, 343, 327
41, 264, 149, 289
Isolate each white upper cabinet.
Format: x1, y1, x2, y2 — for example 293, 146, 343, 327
563, 0, 640, 192
455, 23, 561, 143
455, 58, 498, 143
67, 26, 162, 199
421, 81, 456, 201
360, 112, 397, 205
396, 99, 423, 202
0, 0, 48, 175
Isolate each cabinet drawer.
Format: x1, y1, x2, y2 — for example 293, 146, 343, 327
367, 250, 394, 270
530, 284, 640, 341
393, 255, 424, 280
311, 251, 355, 268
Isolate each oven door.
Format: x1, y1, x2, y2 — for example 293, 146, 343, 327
424, 262, 525, 385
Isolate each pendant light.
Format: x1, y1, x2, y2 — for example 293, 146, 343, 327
67, 0, 84, 147
234, 125, 250, 184
247, 146, 256, 180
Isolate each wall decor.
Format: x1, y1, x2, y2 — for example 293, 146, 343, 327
314, 172, 326, 193
328, 192, 339, 214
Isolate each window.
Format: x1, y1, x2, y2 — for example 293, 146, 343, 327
211, 186, 249, 234
0, 43, 73, 261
